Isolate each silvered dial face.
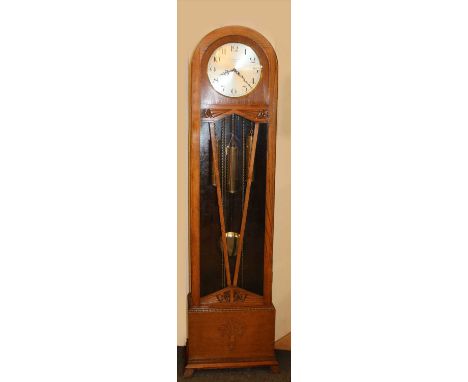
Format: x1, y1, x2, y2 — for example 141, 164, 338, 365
207, 43, 262, 97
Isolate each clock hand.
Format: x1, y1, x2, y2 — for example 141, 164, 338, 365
219, 69, 232, 76
219, 68, 236, 76
232, 68, 253, 89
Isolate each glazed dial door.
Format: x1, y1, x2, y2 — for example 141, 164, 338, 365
207, 43, 262, 97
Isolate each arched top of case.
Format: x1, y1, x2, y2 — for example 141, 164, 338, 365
191, 26, 278, 109
192, 25, 277, 67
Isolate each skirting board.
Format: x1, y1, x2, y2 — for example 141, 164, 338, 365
274, 332, 291, 351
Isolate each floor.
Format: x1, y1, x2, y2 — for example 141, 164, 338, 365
177, 347, 291, 382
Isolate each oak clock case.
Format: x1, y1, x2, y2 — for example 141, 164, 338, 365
185, 26, 279, 377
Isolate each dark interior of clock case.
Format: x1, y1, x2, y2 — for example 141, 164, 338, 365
199, 114, 267, 297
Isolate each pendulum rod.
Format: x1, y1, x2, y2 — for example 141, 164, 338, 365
209, 121, 232, 286
232, 122, 260, 287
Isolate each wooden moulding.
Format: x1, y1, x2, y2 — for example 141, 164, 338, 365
200, 286, 264, 307
201, 107, 270, 123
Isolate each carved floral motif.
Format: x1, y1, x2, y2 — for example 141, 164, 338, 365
216, 291, 231, 303
233, 291, 247, 302
202, 108, 214, 118
215, 290, 247, 303
218, 319, 245, 351
257, 110, 269, 119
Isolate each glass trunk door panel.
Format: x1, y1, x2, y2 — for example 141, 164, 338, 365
199, 115, 267, 297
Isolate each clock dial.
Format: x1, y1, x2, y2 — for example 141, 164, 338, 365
207, 43, 262, 97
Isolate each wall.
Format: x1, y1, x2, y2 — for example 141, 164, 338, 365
178, 0, 290, 346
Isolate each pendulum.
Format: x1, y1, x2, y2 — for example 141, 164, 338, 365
226, 123, 238, 194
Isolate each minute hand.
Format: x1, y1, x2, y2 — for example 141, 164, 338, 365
233, 68, 252, 89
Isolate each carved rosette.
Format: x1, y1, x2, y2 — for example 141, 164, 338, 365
202, 108, 214, 118
233, 291, 247, 302
215, 290, 247, 303
216, 291, 231, 303
257, 110, 269, 119
240, 109, 269, 121
201, 108, 226, 119
218, 319, 245, 351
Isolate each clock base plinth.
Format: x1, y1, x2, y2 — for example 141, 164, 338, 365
185, 294, 278, 374
182, 367, 194, 378
270, 364, 281, 373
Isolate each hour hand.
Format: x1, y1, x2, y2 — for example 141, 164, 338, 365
219, 68, 235, 76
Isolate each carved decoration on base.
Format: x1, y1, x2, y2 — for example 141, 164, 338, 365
218, 319, 245, 351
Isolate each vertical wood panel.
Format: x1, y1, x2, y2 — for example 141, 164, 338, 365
263, 50, 278, 305
190, 47, 201, 306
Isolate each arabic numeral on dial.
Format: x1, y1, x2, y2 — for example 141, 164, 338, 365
230, 88, 237, 95
252, 77, 255, 84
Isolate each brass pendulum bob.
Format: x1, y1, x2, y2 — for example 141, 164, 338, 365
246, 130, 254, 182
227, 131, 238, 194
220, 232, 240, 257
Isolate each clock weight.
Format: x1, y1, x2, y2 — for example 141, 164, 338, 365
226, 144, 238, 193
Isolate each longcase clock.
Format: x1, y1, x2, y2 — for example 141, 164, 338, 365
185, 26, 279, 377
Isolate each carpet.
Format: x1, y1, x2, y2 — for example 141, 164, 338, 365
177, 347, 291, 381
